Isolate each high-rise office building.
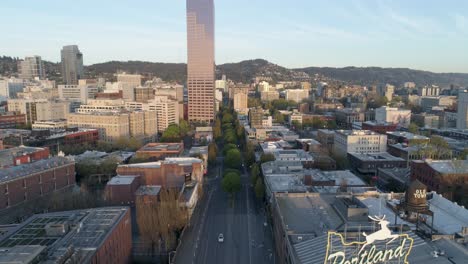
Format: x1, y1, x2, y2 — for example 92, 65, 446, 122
457, 90, 468, 129
61, 45, 84, 85
18, 56, 45, 80
186, 0, 215, 123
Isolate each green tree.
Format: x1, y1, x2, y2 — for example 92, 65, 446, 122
273, 111, 285, 123
291, 120, 302, 131
244, 143, 256, 167
222, 172, 241, 196
260, 153, 275, 163
225, 149, 242, 169
250, 163, 260, 185
223, 143, 238, 155
214, 118, 222, 140
248, 98, 261, 108
408, 123, 419, 134
223, 129, 237, 144
429, 135, 449, 148
208, 142, 217, 165
179, 119, 190, 137
254, 178, 265, 199
222, 113, 233, 124
160, 124, 181, 142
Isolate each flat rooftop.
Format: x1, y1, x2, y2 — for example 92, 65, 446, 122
135, 185, 161, 196
138, 142, 183, 152
0, 207, 129, 262
335, 130, 380, 136
107, 175, 138, 185
348, 152, 405, 161
425, 159, 468, 174
120, 157, 202, 169
0, 156, 74, 183
387, 131, 429, 140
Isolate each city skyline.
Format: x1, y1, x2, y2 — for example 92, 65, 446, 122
1, 0, 467, 73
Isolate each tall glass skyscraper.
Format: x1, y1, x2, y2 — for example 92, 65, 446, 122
61, 45, 83, 85
186, 0, 215, 123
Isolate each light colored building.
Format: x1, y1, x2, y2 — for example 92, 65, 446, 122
18, 56, 45, 80
457, 90, 468, 129
152, 95, 179, 133
301, 82, 311, 90
285, 89, 309, 103
187, 0, 215, 123
334, 130, 387, 156
76, 99, 124, 113
262, 116, 273, 128
67, 110, 157, 142
0, 78, 24, 98
418, 85, 440, 96
215, 79, 227, 92
258, 81, 270, 92
233, 89, 248, 112
58, 84, 98, 104
7, 99, 70, 124
375, 106, 411, 127
32, 119, 67, 131
404, 82, 416, 89
116, 73, 142, 101
289, 111, 303, 125
61, 45, 83, 85
154, 85, 184, 102
420, 96, 457, 111
377, 83, 394, 101
260, 91, 279, 101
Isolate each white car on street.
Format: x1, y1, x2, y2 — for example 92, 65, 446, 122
218, 233, 224, 243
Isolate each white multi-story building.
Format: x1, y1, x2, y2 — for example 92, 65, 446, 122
262, 116, 273, 128
215, 79, 227, 92
289, 111, 303, 125
116, 73, 142, 101
58, 84, 98, 104
0, 78, 24, 98
233, 90, 248, 112
418, 85, 440, 96
375, 106, 411, 127
75, 99, 124, 113
32, 119, 68, 131
258, 81, 270, 92
260, 91, 279, 101
334, 130, 387, 155
285, 89, 309, 103
152, 95, 179, 133
7, 99, 70, 124
420, 96, 457, 112
457, 90, 468, 129
18, 56, 45, 80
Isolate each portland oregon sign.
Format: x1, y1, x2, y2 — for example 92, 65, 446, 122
324, 215, 414, 264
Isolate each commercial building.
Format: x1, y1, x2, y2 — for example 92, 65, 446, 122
134, 87, 154, 102
375, 106, 411, 127
58, 84, 99, 104
285, 89, 309, 103
386, 131, 429, 144
117, 157, 204, 187
412, 113, 440, 128
194, 126, 213, 144
388, 143, 453, 161
0, 207, 132, 264
411, 159, 468, 205
187, 0, 215, 123
249, 107, 265, 128
32, 119, 67, 131
135, 142, 184, 159
0, 111, 26, 129
377, 83, 394, 101
260, 90, 280, 101
117, 73, 142, 101
418, 85, 440, 96
348, 152, 406, 175
0, 78, 24, 98
361, 121, 397, 134
0, 156, 75, 210
317, 129, 335, 152
233, 89, 248, 112
335, 108, 364, 129
420, 96, 457, 112
61, 45, 83, 85
17, 56, 45, 80
457, 90, 468, 129
0, 146, 50, 168
67, 110, 157, 142
153, 95, 179, 133
333, 130, 387, 156
7, 99, 70, 124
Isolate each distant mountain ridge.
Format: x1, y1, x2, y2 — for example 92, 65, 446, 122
1, 56, 467, 87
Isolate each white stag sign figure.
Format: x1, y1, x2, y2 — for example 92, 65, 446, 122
359, 215, 399, 253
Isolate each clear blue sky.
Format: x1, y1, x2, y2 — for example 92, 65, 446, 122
1, 0, 468, 73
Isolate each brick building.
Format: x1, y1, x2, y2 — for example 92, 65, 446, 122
0, 156, 75, 210
105, 175, 141, 206
116, 157, 203, 187
0, 207, 132, 264
361, 121, 398, 134
0, 146, 50, 168
411, 159, 468, 205
135, 142, 184, 160
0, 112, 26, 129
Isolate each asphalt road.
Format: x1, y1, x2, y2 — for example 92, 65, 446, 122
175, 158, 274, 264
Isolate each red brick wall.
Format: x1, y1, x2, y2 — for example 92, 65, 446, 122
64, 130, 99, 145
0, 113, 26, 128
0, 163, 75, 210
92, 209, 132, 264
105, 176, 141, 206
13, 148, 50, 166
